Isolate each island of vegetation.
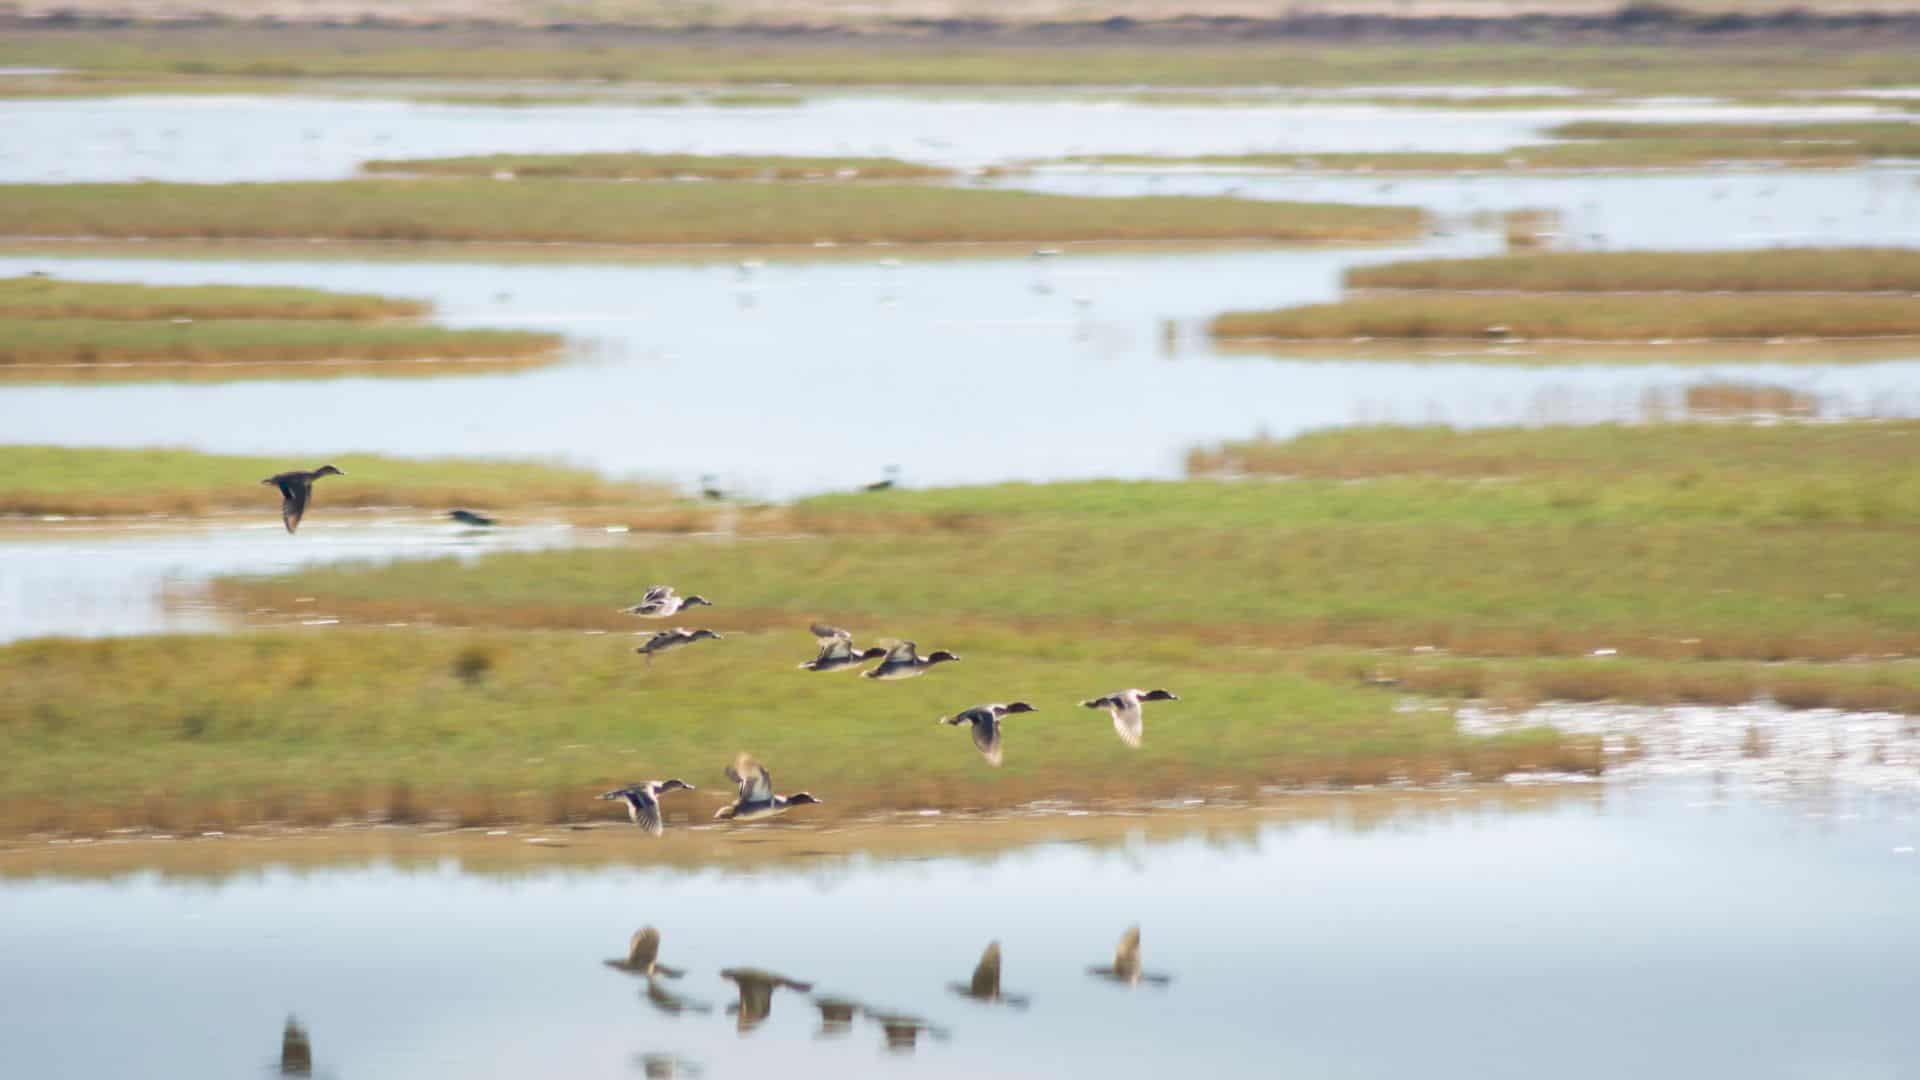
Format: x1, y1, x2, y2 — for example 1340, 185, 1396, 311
361, 152, 949, 181
0, 276, 561, 380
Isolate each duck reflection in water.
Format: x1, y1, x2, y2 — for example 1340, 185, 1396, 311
635, 1053, 703, 1078
1087, 925, 1173, 987
811, 994, 861, 1038
279, 1016, 312, 1076
718, 968, 814, 1034
862, 1007, 951, 1054
641, 977, 714, 1018
948, 941, 1029, 1008
604, 927, 684, 979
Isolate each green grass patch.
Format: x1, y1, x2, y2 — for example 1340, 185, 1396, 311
0, 275, 428, 320
1209, 293, 1920, 342
1347, 249, 1920, 293
0, 318, 559, 376
1546, 119, 1920, 155
0, 627, 1591, 834
361, 152, 948, 181
0, 181, 1423, 247
0, 446, 668, 517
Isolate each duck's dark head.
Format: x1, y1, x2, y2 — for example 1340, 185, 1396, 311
1003, 701, 1037, 714
1142, 689, 1180, 702
926, 651, 960, 665
659, 779, 694, 793
785, 792, 823, 806
682, 595, 712, 608
314, 464, 345, 478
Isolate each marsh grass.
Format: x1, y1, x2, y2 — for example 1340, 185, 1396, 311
0, 181, 1423, 246
0, 276, 428, 320
0, 319, 559, 372
361, 152, 948, 181
1347, 249, 1920, 293
1546, 120, 1920, 156
0, 628, 1593, 834
0, 446, 671, 516
1208, 293, 1920, 342
1676, 381, 1819, 418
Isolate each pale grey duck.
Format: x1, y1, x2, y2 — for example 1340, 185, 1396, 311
861, 640, 959, 681
1080, 688, 1179, 749
598, 779, 694, 837
713, 753, 820, 821
940, 702, 1036, 767
634, 628, 721, 663
797, 623, 887, 673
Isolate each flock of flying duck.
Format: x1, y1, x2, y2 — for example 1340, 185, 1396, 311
603, 585, 1181, 837
260, 465, 1181, 838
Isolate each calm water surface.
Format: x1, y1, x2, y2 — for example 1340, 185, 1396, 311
3, 781, 1917, 1079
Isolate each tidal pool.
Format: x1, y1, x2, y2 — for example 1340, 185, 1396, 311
2, 780, 1916, 1079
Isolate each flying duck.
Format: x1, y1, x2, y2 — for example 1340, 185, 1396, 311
447, 509, 496, 527
798, 623, 887, 673
861, 640, 960, 681
948, 941, 1030, 1008
260, 465, 343, 534
940, 702, 1036, 767
624, 585, 713, 618
718, 968, 814, 1034
1087, 925, 1173, 987
813, 995, 862, 1037
863, 1007, 949, 1053
713, 753, 821, 821
598, 779, 694, 836
279, 1017, 312, 1077
604, 926, 685, 977
1080, 688, 1180, 749
634, 628, 721, 663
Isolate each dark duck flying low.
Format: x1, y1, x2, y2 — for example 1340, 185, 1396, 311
624, 585, 712, 618
798, 623, 887, 673
260, 464, 343, 534
634, 628, 722, 663
447, 509, 496, 527
1081, 688, 1180, 749
714, 753, 821, 822
861, 640, 960, 681
599, 779, 694, 836
940, 702, 1037, 767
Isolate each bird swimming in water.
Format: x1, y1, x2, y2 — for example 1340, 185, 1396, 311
714, 753, 821, 821
624, 586, 713, 618
1087, 925, 1173, 987
260, 465, 343, 534
447, 508, 496, 527
599, 779, 694, 836
940, 702, 1036, 767
798, 623, 888, 673
604, 926, 685, 977
634, 628, 721, 663
862, 640, 960, 681
948, 941, 1030, 1008
1080, 688, 1180, 749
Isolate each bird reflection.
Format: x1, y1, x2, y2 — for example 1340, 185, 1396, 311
812, 994, 861, 1037
279, 1016, 312, 1076
604, 927, 684, 978
948, 941, 1029, 1008
862, 1007, 950, 1054
641, 977, 713, 1018
718, 968, 814, 1034
635, 1053, 703, 1078
1087, 925, 1172, 987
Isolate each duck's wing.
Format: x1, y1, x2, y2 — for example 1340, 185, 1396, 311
1110, 700, 1144, 749
810, 622, 852, 645
629, 927, 661, 968
279, 479, 310, 534
970, 714, 1004, 767
812, 636, 854, 664
1114, 926, 1142, 971
632, 790, 663, 836
726, 753, 773, 803
882, 640, 919, 664
643, 585, 675, 604
971, 942, 1002, 997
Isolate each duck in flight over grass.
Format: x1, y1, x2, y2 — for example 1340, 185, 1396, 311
862, 640, 960, 681
634, 628, 721, 663
624, 585, 712, 618
447, 508, 496, 527
260, 464, 343, 534
603, 926, 685, 978
798, 623, 888, 673
948, 941, 1030, 1008
940, 702, 1036, 767
1087, 925, 1173, 988
714, 753, 821, 821
599, 779, 694, 836
1080, 688, 1180, 749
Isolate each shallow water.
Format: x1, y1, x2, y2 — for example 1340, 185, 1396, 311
3, 780, 1916, 1079
0, 92, 1895, 183
0, 517, 602, 643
